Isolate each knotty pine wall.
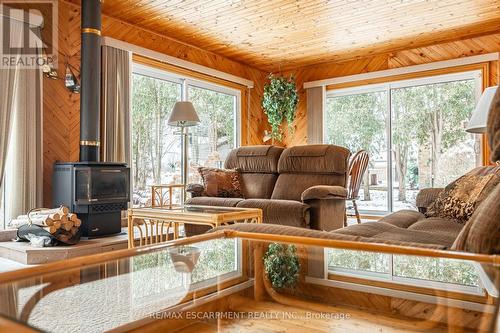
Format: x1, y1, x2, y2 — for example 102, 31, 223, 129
43, 1, 268, 206
281, 33, 500, 147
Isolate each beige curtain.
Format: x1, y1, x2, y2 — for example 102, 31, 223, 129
101, 46, 132, 163
0, 17, 23, 190
306, 86, 326, 144
4, 67, 43, 222
0, 18, 43, 223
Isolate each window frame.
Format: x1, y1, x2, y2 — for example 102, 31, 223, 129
132, 63, 242, 148
130, 62, 242, 200
324, 70, 483, 215
325, 249, 486, 296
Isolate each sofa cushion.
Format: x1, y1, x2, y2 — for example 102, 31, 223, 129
332, 213, 462, 248
271, 174, 346, 201
406, 217, 463, 245
198, 167, 244, 198
407, 217, 463, 235
377, 210, 425, 229
333, 221, 400, 238
452, 184, 500, 254
185, 196, 244, 207
240, 173, 278, 199
426, 166, 500, 223
277, 144, 350, 175
373, 228, 458, 247
236, 199, 310, 228
225, 145, 284, 173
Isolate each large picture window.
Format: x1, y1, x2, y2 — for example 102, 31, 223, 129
131, 64, 240, 206
325, 71, 482, 214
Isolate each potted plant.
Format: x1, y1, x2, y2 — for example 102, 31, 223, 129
263, 243, 300, 290
262, 74, 299, 141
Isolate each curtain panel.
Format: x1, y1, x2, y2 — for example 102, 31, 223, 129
101, 46, 132, 163
0, 17, 24, 193
306, 86, 326, 144
0, 17, 43, 224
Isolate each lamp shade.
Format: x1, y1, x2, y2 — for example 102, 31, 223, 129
168, 101, 200, 127
466, 86, 498, 133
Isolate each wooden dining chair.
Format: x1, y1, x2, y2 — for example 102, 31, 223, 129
345, 150, 370, 225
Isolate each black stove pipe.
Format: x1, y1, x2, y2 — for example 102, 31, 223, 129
79, 0, 102, 162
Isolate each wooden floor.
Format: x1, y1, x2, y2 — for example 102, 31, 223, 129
174, 299, 447, 333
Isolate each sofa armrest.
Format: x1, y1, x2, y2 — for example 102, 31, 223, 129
186, 183, 205, 198
301, 185, 347, 202
416, 188, 444, 213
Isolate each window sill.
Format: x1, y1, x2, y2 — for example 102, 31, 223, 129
327, 273, 488, 303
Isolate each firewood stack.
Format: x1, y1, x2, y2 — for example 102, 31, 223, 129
11, 207, 81, 238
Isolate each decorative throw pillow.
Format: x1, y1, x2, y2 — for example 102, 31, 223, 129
198, 167, 244, 198
426, 166, 500, 223
451, 183, 500, 254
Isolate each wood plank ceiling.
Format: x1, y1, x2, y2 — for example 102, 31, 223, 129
70, 0, 500, 71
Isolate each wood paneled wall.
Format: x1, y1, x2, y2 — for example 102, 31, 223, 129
43, 1, 267, 206
281, 33, 500, 147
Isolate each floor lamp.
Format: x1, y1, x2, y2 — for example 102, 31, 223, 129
168, 102, 200, 202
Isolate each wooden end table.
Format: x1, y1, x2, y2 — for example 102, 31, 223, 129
127, 205, 262, 248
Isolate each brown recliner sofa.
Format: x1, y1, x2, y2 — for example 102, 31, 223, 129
186, 144, 350, 232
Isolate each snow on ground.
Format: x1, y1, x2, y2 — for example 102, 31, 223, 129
353, 190, 418, 213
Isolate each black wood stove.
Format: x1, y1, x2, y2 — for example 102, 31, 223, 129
52, 0, 130, 237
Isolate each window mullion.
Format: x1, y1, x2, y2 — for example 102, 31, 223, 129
182, 79, 188, 101
386, 86, 394, 213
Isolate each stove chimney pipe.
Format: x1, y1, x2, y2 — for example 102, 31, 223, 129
79, 0, 102, 162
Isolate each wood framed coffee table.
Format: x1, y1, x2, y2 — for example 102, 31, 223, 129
127, 205, 262, 248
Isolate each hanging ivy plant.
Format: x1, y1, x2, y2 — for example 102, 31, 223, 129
262, 74, 299, 141
263, 243, 300, 290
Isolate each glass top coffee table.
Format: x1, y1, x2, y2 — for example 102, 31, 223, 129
127, 205, 262, 247
0, 229, 497, 332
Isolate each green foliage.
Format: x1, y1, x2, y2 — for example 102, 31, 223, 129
188, 86, 235, 163
328, 250, 479, 287
328, 249, 390, 273
325, 91, 386, 154
263, 243, 300, 289
262, 74, 299, 140
392, 80, 474, 149
393, 255, 479, 286
132, 74, 181, 190
191, 239, 236, 283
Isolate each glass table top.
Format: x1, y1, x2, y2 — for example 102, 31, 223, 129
0, 231, 497, 333
132, 205, 259, 215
